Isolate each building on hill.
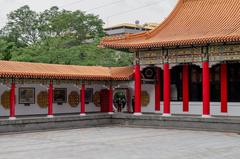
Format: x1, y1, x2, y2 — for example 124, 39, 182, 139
104, 23, 158, 36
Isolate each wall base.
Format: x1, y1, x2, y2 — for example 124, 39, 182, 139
112, 113, 240, 133
0, 114, 111, 134
1, 113, 240, 134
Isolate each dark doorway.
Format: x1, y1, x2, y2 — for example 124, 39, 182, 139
189, 65, 202, 101
228, 63, 240, 102
100, 89, 110, 112
170, 65, 183, 101
210, 65, 220, 102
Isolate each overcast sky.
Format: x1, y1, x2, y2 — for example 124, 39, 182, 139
0, 0, 177, 28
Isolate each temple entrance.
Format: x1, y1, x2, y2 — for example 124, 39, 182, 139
169, 63, 240, 103
170, 64, 222, 102
169, 64, 205, 102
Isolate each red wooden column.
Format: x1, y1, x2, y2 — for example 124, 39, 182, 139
202, 61, 210, 117
134, 63, 142, 115
163, 63, 171, 116
182, 64, 189, 112
220, 63, 228, 113
9, 81, 16, 120
48, 81, 53, 118
80, 83, 86, 116
108, 85, 113, 114
155, 67, 161, 113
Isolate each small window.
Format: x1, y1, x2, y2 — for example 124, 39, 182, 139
53, 88, 67, 104
19, 88, 35, 105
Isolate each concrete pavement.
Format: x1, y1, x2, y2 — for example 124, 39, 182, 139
0, 127, 239, 159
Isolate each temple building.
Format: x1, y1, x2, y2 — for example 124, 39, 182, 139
1, 0, 240, 119
100, 0, 240, 117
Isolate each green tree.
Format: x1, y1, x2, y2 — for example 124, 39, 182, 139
1, 5, 39, 45
1, 5, 105, 46
38, 6, 60, 39
0, 5, 133, 67
39, 9, 105, 43
10, 37, 133, 66
0, 39, 15, 60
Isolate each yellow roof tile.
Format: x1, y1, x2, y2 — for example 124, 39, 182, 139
101, 0, 240, 49
0, 61, 133, 80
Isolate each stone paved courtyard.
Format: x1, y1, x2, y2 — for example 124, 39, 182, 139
0, 127, 240, 159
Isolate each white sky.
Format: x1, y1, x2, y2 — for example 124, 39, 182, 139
0, 0, 178, 28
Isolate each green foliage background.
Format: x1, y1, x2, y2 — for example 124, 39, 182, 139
0, 6, 133, 67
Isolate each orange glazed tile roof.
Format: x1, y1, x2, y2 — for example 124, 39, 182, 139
0, 61, 134, 80
101, 0, 240, 49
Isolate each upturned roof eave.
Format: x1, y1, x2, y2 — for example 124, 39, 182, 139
100, 0, 240, 50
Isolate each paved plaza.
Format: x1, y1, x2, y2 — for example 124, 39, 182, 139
0, 127, 240, 159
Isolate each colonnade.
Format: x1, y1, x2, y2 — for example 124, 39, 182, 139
8, 82, 114, 119
134, 62, 229, 117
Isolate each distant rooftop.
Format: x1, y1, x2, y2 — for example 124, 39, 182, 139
105, 23, 159, 30
104, 23, 158, 36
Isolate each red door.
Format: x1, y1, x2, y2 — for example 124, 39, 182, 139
100, 89, 109, 112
